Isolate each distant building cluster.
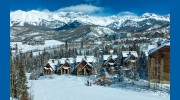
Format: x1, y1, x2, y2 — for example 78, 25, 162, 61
42, 41, 170, 84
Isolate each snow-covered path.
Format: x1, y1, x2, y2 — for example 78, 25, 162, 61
29, 75, 169, 100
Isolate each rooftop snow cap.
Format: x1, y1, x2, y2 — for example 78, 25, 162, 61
122, 51, 138, 58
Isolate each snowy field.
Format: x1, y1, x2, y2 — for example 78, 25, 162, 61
10, 40, 64, 53
28, 74, 170, 100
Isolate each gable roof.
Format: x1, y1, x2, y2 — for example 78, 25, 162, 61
75, 59, 93, 68
60, 58, 74, 64
76, 55, 96, 63
45, 59, 60, 71
123, 54, 136, 63
103, 55, 118, 60
104, 57, 118, 66
122, 51, 138, 58
148, 42, 170, 55
148, 45, 157, 51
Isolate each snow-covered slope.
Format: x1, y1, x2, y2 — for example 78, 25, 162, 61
10, 40, 64, 53
28, 75, 169, 100
88, 26, 115, 37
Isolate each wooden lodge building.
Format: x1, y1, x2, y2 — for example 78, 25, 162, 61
75, 56, 96, 76
103, 55, 119, 75
121, 51, 138, 69
43, 59, 58, 75
59, 58, 74, 74
148, 42, 170, 84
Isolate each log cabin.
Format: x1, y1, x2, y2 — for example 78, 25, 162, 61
59, 58, 74, 74
103, 55, 119, 75
122, 51, 138, 69
43, 59, 59, 75
148, 42, 170, 84
75, 56, 96, 76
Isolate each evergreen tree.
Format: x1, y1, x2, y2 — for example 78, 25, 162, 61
19, 53, 28, 100
10, 49, 15, 98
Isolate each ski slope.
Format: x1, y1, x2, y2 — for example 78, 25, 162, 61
28, 75, 169, 100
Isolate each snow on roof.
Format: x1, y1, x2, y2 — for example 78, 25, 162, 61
123, 54, 133, 62
44, 67, 54, 71
103, 55, 118, 60
76, 55, 96, 62
122, 51, 138, 58
47, 59, 60, 70
60, 58, 74, 64
76, 56, 85, 62
148, 42, 170, 55
148, 45, 157, 51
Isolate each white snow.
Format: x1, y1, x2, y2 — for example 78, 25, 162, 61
10, 40, 64, 53
10, 10, 170, 28
28, 75, 169, 100
103, 55, 118, 60
76, 55, 96, 63
148, 41, 170, 55
122, 51, 138, 58
60, 58, 74, 64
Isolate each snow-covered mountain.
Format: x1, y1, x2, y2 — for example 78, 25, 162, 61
10, 10, 170, 42
10, 10, 170, 30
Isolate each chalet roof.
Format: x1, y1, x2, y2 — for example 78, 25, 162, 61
76, 55, 96, 63
75, 59, 93, 68
76, 56, 84, 62
104, 56, 118, 66
122, 51, 138, 58
103, 55, 118, 60
148, 41, 170, 55
123, 54, 135, 63
44, 67, 54, 71
148, 45, 157, 51
60, 58, 74, 64
46, 59, 60, 71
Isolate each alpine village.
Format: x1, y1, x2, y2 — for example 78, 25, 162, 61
10, 10, 170, 100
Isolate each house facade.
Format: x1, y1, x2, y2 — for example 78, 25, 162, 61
75, 56, 96, 76
43, 59, 58, 75
103, 55, 119, 75
59, 58, 74, 74
122, 51, 138, 69
148, 42, 170, 84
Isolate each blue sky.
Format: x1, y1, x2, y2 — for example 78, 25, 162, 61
10, 0, 170, 16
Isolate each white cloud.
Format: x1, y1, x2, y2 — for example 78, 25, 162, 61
118, 11, 137, 17
58, 4, 103, 14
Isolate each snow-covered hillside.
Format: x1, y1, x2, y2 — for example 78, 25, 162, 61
28, 75, 169, 100
11, 40, 64, 53
10, 10, 170, 29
